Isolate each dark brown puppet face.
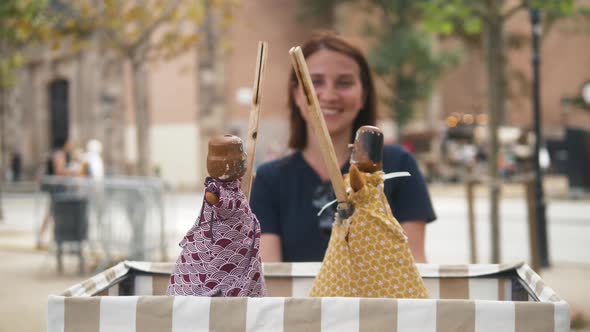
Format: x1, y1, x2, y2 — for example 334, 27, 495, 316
350, 125, 383, 173
207, 135, 247, 181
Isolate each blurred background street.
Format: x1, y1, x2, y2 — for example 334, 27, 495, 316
2, 0, 590, 331
2, 176, 589, 265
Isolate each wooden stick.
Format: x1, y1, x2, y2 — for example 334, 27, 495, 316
288, 46, 350, 212
525, 177, 541, 272
242, 41, 269, 200
466, 175, 478, 264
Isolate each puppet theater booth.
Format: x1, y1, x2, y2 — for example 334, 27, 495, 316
48, 261, 568, 331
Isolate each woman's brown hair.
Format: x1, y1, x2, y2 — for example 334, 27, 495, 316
288, 32, 377, 150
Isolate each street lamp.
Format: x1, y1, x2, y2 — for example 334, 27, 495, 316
529, 7, 550, 268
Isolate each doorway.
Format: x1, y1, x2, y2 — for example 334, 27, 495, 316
48, 79, 69, 148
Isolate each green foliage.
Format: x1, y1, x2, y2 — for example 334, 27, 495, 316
42, 0, 239, 175
566, 95, 590, 111
295, 0, 585, 128
558, 3, 590, 33
0, 0, 48, 43
422, 0, 584, 118
370, 27, 459, 126
366, 0, 459, 127
297, 0, 353, 26
47, 0, 238, 65
419, 0, 577, 35
419, 0, 483, 36
0, 54, 25, 87
0, 0, 50, 87
296, 0, 460, 127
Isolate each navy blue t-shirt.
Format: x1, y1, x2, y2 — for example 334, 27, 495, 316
250, 145, 436, 262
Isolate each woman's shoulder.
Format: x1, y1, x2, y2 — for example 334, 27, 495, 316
383, 144, 412, 160
51, 149, 65, 157
382, 145, 416, 170
255, 151, 302, 178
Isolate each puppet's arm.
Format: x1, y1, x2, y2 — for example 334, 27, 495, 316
349, 164, 365, 193
204, 181, 221, 206
205, 191, 219, 205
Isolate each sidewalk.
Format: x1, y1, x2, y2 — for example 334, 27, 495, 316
428, 174, 582, 200
0, 180, 588, 331
0, 250, 87, 332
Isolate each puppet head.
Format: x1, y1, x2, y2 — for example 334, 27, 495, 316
207, 135, 247, 182
348, 126, 383, 193
350, 125, 383, 173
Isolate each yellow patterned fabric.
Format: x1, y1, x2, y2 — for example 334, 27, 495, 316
309, 171, 428, 298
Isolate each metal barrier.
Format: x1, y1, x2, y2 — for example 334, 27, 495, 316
41, 176, 169, 273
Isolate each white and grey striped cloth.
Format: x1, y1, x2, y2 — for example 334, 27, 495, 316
48, 261, 569, 332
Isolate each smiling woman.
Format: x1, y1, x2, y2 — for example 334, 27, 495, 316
250, 32, 436, 263
287, 33, 377, 154
295, 49, 364, 145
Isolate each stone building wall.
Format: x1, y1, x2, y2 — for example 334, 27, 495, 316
6, 42, 126, 180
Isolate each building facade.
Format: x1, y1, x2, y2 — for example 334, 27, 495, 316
3, 0, 590, 188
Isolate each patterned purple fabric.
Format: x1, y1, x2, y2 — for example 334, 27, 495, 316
167, 178, 266, 297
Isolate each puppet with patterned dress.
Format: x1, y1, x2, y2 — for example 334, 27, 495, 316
309, 126, 428, 298
167, 135, 266, 297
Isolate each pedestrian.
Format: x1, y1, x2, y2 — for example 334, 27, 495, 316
10, 151, 22, 182
36, 137, 81, 249
84, 139, 104, 179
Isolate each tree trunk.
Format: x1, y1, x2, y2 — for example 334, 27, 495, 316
197, 0, 226, 182
301, 0, 337, 28
131, 61, 151, 176
483, 9, 506, 263
0, 85, 5, 221
0, 45, 6, 220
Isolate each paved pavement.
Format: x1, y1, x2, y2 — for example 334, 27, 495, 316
0, 177, 588, 331
5, 178, 587, 265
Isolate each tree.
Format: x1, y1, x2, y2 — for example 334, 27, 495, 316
420, 0, 576, 263
297, 0, 458, 133
49, 0, 237, 176
297, 0, 352, 28
195, 0, 236, 182
0, 0, 50, 220
366, 0, 458, 132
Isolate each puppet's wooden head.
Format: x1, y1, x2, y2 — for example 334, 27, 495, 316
207, 135, 247, 182
350, 125, 383, 173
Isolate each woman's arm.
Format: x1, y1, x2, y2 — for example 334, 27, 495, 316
52, 151, 79, 176
250, 164, 284, 262
260, 233, 282, 262
401, 220, 427, 263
